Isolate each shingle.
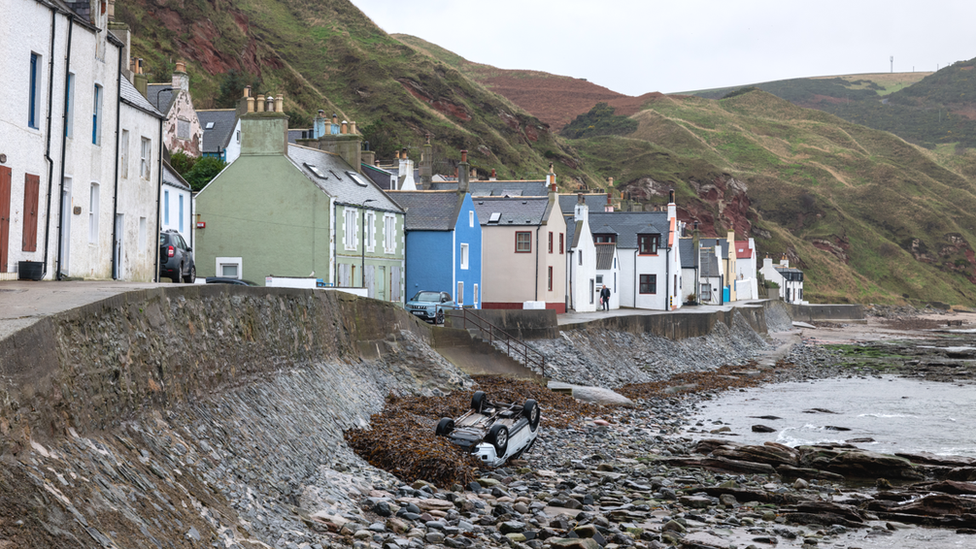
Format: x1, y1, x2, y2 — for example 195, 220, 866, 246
161, 161, 190, 191
119, 77, 164, 119
558, 194, 609, 216
472, 196, 549, 226
287, 144, 403, 212
587, 211, 668, 249
147, 83, 175, 113
197, 109, 238, 154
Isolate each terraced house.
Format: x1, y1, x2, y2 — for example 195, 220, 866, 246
193, 96, 404, 300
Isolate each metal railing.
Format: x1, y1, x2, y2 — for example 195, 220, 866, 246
445, 308, 547, 377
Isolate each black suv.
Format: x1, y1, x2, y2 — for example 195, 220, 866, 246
159, 230, 196, 283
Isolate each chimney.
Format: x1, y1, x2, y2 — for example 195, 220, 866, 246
331, 114, 339, 135
265, 95, 274, 112
547, 163, 556, 192
457, 150, 469, 194
419, 133, 433, 188
490, 169, 496, 180
349, 121, 357, 134
780, 254, 789, 268
245, 87, 255, 113
604, 193, 613, 212
255, 94, 265, 113
172, 61, 189, 91
667, 188, 676, 220
399, 148, 416, 190
274, 93, 284, 113
574, 193, 589, 223
340, 120, 348, 134
134, 59, 147, 97
313, 109, 326, 139
608, 176, 613, 187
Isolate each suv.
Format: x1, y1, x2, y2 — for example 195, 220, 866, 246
435, 391, 541, 467
405, 291, 456, 324
159, 230, 195, 283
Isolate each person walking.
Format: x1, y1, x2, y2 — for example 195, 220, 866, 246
600, 285, 611, 311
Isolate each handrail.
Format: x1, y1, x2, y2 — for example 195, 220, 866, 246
445, 308, 546, 377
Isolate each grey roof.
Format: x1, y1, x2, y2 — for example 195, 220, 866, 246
700, 238, 729, 259
362, 164, 396, 190
558, 194, 609, 217
146, 84, 175, 114
197, 110, 238, 154
119, 77, 164, 119
595, 244, 616, 270
774, 266, 804, 274
287, 144, 403, 212
472, 196, 550, 226
700, 249, 721, 278
429, 180, 548, 197
571, 220, 585, 248
679, 239, 696, 268
386, 191, 462, 231
587, 211, 668, 249
288, 129, 314, 143
161, 161, 191, 191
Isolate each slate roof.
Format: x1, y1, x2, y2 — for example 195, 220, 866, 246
700, 238, 730, 259
558, 194, 609, 217
362, 164, 396, 190
700, 249, 721, 278
119, 77, 164, 119
472, 196, 550, 226
679, 239, 696, 269
287, 144, 403, 212
386, 191, 462, 231
161, 161, 191, 191
587, 212, 668, 249
146, 83, 176, 114
429, 180, 548, 197
571, 220, 585, 248
197, 109, 238, 154
288, 129, 314, 143
595, 243, 616, 270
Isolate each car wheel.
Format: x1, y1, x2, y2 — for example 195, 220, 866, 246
173, 262, 183, 283
522, 399, 540, 430
435, 308, 445, 325
184, 264, 196, 283
435, 417, 455, 436
486, 424, 509, 456
471, 391, 486, 413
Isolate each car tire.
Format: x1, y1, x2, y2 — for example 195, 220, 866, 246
471, 391, 486, 413
435, 417, 455, 436
522, 399, 540, 430
184, 264, 196, 284
173, 262, 183, 283
486, 424, 509, 456
435, 308, 445, 325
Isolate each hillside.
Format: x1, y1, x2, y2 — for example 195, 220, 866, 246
116, 0, 590, 184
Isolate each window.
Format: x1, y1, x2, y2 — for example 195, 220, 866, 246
594, 234, 616, 243
589, 279, 594, 304
89, 183, 100, 243
29, 53, 41, 129
92, 84, 102, 145
163, 189, 170, 225
578, 250, 582, 265
515, 231, 531, 253
140, 137, 151, 179
457, 281, 464, 307
638, 234, 660, 255
469, 210, 474, 228
383, 213, 396, 253
139, 217, 147, 255
365, 211, 376, 252
596, 275, 603, 284
344, 208, 357, 250
460, 243, 469, 270
216, 257, 243, 278
177, 118, 190, 139
473, 283, 479, 306
559, 233, 564, 254
178, 194, 184, 233
639, 274, 657, 294
548, 231, 553, 253
65, 73, 74, 137
120, 130, 129, 178
548, 266, 553, 291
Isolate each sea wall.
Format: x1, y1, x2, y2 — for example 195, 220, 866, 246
789, 303, 866, 322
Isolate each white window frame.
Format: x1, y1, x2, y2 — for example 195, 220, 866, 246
365, 211, 376, 252
457, 281, 464, 307
469, 210, 474, 228
473, 283, 479, 307
216, 257, 243, 279
140, 137, 151, 179
92, 84, 102, 146
88, 183, 100, 244
120, 129, 129, 178
65, 72, 74, 137
344, 208, 357, 251
383, 213, 396, 254
460, 243, 469, 270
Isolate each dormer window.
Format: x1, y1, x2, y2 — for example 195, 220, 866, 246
594, 234, 616, 243
638, 234, 660, 255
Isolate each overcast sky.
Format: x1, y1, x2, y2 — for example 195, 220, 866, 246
351, 0, 974, 96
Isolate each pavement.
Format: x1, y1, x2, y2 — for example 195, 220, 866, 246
556, 299, 769, 325
0, 280, 167, 341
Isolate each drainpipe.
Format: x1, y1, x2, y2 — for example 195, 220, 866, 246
568, 250, 574, 311
111, 41, 123, 279
534, 225, 540, 302
41, 7, 59, 278
633, 249, 638, 308
153, 115, 163, 281
54, 17, 74, 280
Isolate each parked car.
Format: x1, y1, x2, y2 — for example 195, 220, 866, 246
205, 277, 258, 286
159, 230, 195, 283
405, 291, 456, 324
435, 391, 541, 467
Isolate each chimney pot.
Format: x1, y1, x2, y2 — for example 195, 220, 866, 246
244, 85, 251, 98
274, 93, 284, 113
461, 149, 467, 163
608, 176, 613, 187
255, 94, 265, 112
265, 95, 274, 112
340, 120, 348, 134
175, 61, 186, 73
349, 121, 357, 134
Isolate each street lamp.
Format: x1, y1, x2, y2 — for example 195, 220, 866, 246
361, 198, 376, 291
155, 86, 173, 112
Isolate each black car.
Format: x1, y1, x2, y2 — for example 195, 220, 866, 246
205, 277, 258, 286
159, 230, 195, 283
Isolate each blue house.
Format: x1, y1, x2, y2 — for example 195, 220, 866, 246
387, 180, 482, 308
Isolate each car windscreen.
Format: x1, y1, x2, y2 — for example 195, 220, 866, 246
410, 292, 440, 302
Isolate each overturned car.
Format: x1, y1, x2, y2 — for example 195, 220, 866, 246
435, 391, 541, 467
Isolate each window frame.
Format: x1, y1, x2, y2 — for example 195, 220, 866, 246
120, 129, 129, 178
559, 233, 564, 254
638, 234, 660, 255
88, 183, 100, 244
460, 243, 469, 270
548, 231, 553, 253
29, 53, 41, 129
515, 231, 531, 253
547, 266, 553, 291
383, 213, 396, 254
639, 274, 657, 294
140, 136, 151, 179
92, 84, 102, 145
216, 256, 243, 279
344, 208, 357, 250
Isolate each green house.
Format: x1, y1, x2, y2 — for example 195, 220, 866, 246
193, 110, 405, 302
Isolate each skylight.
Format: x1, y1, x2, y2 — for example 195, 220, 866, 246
347, 171, 369, 187
205, 122, 215, 129
488, 212, 501, 223
304, 163, 326, 178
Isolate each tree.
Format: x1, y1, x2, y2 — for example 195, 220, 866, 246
185, 157, 227, 192
216, 70, 261, 108
169, 150, 196, 175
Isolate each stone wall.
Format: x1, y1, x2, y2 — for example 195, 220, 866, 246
789, 303, 865, 322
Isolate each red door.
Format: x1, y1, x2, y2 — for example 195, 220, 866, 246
0, 166, 11, 272
22, 174, 39, 252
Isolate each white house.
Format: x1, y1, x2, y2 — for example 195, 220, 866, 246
160, 161, 193, 241
760, 256, 805, 304
567, 194, 599, 312
734, 238, 759, 300
0, 0, 162, 281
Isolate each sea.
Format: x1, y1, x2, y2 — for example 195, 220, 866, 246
686, 374, 976, 548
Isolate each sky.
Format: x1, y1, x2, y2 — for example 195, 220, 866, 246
351, 0, 975, 96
